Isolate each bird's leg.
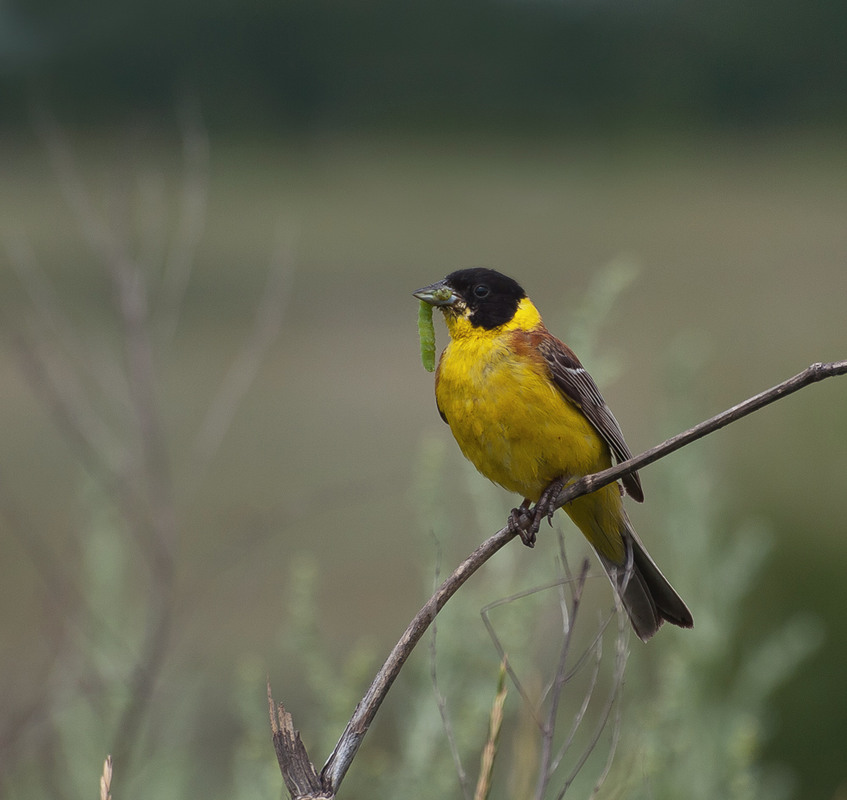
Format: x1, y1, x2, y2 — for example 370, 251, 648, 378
508, 478, 566, 547
508, 499, 536, 547
535, 476, 566, 526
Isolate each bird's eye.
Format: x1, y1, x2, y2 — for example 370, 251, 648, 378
473, 284, 490, 298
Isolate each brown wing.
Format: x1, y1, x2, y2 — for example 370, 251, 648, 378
537, 334, 644, 502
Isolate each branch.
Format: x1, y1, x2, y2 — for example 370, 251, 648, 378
270, 359, 847, 797
320, 529, 515, 789
547, 359, 847, 514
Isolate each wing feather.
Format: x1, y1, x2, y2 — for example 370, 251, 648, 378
537, 335, 644, 502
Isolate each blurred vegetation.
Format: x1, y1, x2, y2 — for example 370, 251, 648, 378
2, 123, 846, 799
0, 245, 829, 798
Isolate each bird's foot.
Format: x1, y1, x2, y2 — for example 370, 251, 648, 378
508, 501, 536, 548
535, 477, 566, 527
508, 479, 566, 548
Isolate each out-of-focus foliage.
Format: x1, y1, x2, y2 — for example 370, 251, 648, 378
2, 0, 847, 131
1, 112, 845, 797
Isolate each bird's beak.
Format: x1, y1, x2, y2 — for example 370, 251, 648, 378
413, 279, 459, 307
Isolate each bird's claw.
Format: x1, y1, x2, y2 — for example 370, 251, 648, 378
508, 478, 566, 549
536, 477, 566, 522
508, 506, 536, 548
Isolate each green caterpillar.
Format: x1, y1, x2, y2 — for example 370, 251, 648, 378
418, 300, 436, 372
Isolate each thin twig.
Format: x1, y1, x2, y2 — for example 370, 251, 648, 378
552, 623, 604, 797
428, 538, 472, 799
535, 559, 590, 800
549, 360, 847, 513
481, 578, 577, 729
589, 609, 629, 798
319, 530, 516, 791
478, 551, 613, 799
548, 630, 603, 784
473, 661, 508, 800
557, 603, 629, 799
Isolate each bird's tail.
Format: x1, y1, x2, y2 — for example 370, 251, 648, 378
597, 518, 693, 642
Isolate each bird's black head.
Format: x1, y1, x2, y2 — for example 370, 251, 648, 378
442, 268, 527, 330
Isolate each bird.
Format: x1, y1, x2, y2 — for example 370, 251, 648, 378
414, 267, 693, 641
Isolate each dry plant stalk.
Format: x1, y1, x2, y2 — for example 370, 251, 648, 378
473, 661, 508, 800
100, 755, 113, 800
268, 689, 327, 800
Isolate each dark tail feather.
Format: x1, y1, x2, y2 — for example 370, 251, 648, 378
599, 524, 693, 642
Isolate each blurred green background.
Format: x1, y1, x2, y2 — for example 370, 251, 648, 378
1, 1, 846, 798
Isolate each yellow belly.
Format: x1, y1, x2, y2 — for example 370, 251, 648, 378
434, 300, 627, 564
436, 336, 609, 502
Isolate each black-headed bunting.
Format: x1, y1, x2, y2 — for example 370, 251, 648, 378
414, 268, 693, 641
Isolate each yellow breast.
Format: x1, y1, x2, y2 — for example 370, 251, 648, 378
435, 301, 609, 502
